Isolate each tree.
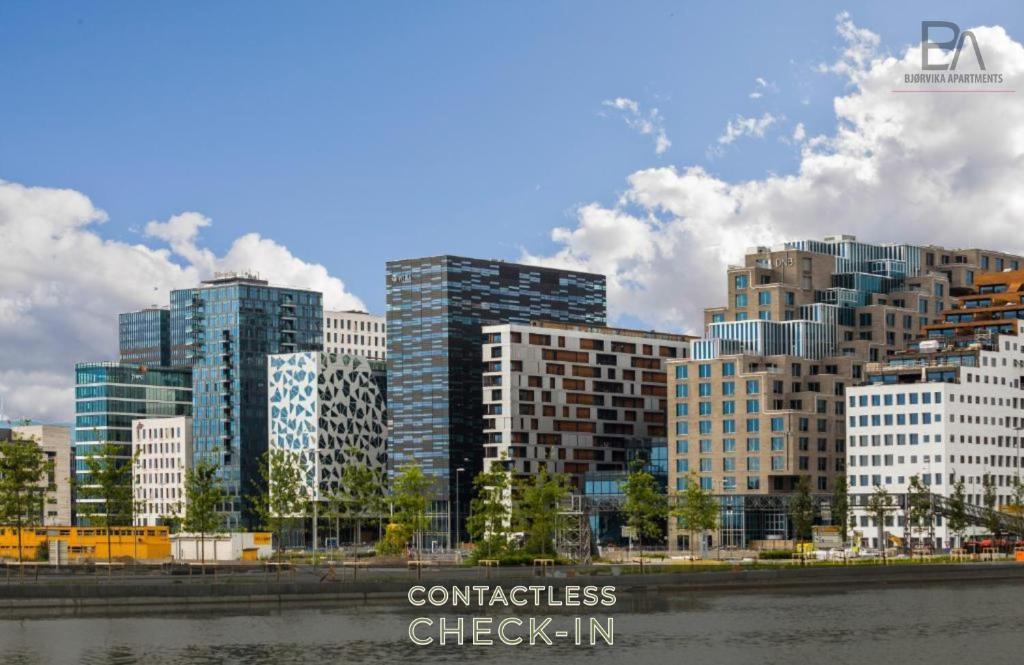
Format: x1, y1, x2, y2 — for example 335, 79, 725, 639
183, 458, 228, 573
832, 475, 851, 547
947, 478, 969, 550
906, 475, 933, 552
866, 485, 894, 564
620, 463, 667, 573
78, 442, 136, 573
982, 474, 1001, 537
0, 437, 54, 574
252, 449, 307, 580
1008, 477, 1024, 538
390, 462, 433, 578
788, 475, 814, 562
466, 464, 511, 559
512, 468, 570, 556
670, 473, 718, 559
336, 456, 384, 581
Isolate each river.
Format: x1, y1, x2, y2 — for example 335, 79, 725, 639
1, 582, 1021, 664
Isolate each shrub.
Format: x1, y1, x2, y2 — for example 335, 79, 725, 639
757, 550, 795, 560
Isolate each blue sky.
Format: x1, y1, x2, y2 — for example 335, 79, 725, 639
1, 0, 1022, 316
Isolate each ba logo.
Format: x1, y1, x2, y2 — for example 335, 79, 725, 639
921, 21, 986, 71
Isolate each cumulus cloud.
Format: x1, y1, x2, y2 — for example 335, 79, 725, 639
0, 182, 364, 422
791, 122, 807, 142
748, 77, 778, 99
601, 97, 672, 154
718, 113, 780, 145
525, 16, 1024, 336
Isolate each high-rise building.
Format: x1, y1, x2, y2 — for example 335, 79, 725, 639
169, 272, 322, 528
132, 416, 193, 526
323, 310, 387, 360
268, 352, 388, 515
73, 363, 192, 523
119, 307, 171, 366
847, 322, 1024, 550
386, 256, 606, 547
0, 425, 72, 526
481, 321, 691, 489
668, 235, 1024, 549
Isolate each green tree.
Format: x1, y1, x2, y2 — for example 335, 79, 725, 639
947, 477, 969, 550
337, 456, 384, 580
620, 463, 667, 573
513, 468, 570, 557
982, 474, 1001, 536
252, 449, 308, 579
906, 475, 933, 552
390, 462, 433, 578
1008, 477, 1024, 537
867, 485, 894, 564
183, 457, 228, 572
788, 475, 814, 562
0, 437, 54, 573
466, 464, 511, 559
78, 442, 136, 573
670, 473, 718, 558
832, 475, 851, 547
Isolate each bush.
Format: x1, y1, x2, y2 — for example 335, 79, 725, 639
757, 550, 795, 560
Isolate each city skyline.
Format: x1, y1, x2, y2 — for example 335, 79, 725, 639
5, 4, 1024, 424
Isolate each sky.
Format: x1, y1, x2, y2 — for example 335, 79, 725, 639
2, 1, 1024, 421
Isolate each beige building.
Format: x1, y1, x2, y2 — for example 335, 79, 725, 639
482, 321, 692, 489
4, 425, 73, 526
323, 310, 386, 360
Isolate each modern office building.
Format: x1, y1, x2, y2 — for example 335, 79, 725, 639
73, 363, 192, 523
386, 256, 607, 547
668, 236, 1024, 549
846, 322, 1024, 550
582, 439, 668, 546
132, 416, 193, 526
0, 425, 72, 526
119, 307, 171, 366
323, 310, 387, 360
268, 352, 388, 507
924, 268, 1024, 340
169, 272, 323, 528
481, 321, 691, 489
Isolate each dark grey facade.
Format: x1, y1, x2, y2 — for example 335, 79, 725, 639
385, 255, 606, 546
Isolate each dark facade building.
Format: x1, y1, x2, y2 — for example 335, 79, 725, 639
386, 256, 606, 547
73, 362, 192, 523
119, 307, 171, 366
169, 272, 322, 528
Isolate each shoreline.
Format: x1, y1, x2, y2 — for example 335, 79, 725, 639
2, 562, 1023, 618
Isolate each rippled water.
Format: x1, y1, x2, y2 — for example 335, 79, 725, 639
2, 584, 1022, 664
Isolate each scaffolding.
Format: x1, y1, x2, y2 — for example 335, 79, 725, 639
555, 494, 592, 564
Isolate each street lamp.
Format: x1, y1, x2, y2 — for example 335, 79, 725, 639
455, 467, 465, 550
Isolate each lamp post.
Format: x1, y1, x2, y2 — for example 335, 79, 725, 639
455, 467, 465, 550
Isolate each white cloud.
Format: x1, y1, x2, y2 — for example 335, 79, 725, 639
0, 182, 364, 422
792, 122, 806, 142
525, 17, 1024, 336
601, 97, 672, 154
717, 113, 780, 145
748, 77, 778, 99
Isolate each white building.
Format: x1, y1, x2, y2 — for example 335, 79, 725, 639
323, 310, 386, 360
171, 532, 272, 561
846, 325, 1024, 550
132, 416, 192, 526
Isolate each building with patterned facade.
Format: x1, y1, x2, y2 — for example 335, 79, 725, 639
386, 256, 606, 547
132, 416, 192, 527
73, 363, 192, 524
119, 307, 171, 366
481, 321, 691, 490
169, 272, 323, 529
267, 352, 388, 506
0, 425, 72, 526
668, 236, 1024, 549
323, 310, 386, 360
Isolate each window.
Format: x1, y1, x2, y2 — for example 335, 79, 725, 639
735, 294, 748, 308
758, 291, 771, 306
735, 274, 749, 289
722, 362, 736, 376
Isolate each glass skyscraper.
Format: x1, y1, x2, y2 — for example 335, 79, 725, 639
169, 273, 322, 528
385, 256, 606, 546
73, 362, 192, 523
119, 307, 171, 366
